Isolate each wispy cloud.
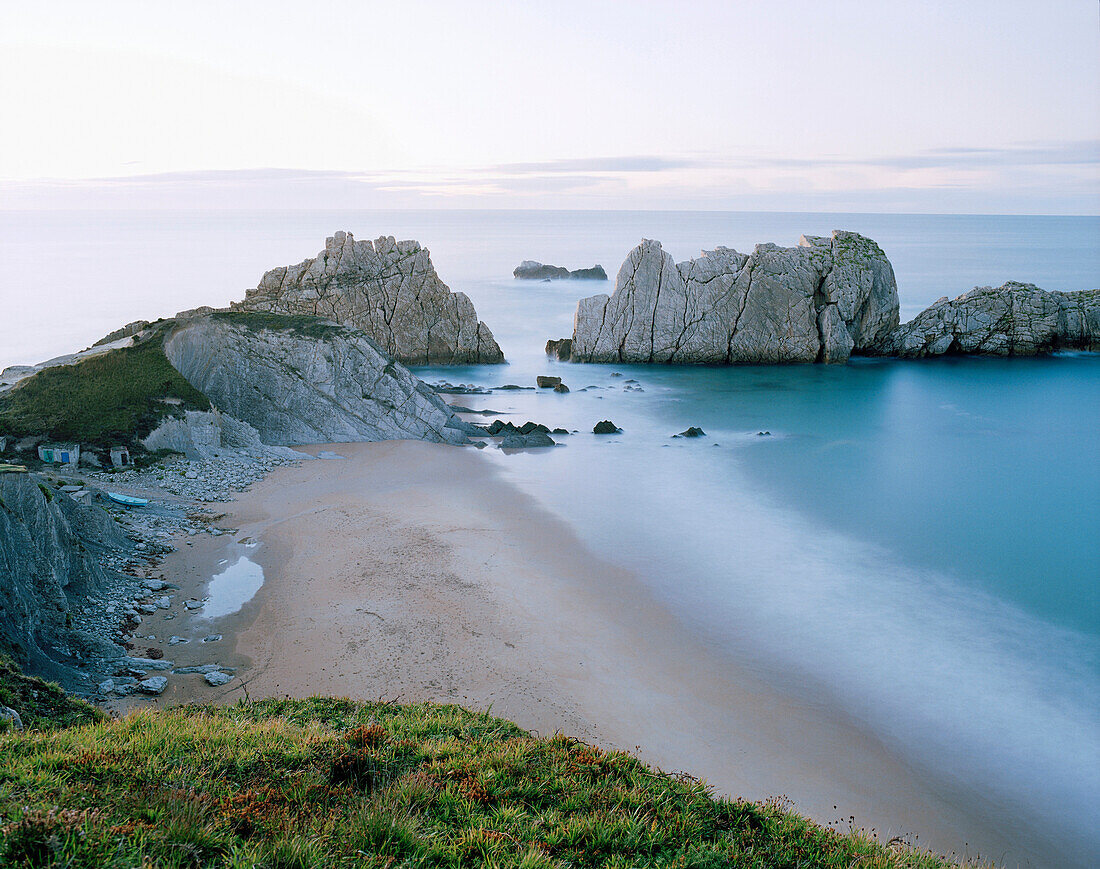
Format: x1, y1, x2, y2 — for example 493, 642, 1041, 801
490, 156, 697, 174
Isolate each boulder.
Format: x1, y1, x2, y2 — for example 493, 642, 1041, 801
514, 261, 608, 281
674, 427, 706, 438
501, 432, 555, 449
870, 283, 1100, 357
162, 314, 475, 447
204, 671, 234, 687
536, 376, 562, 388
593, 420, 621, 434
138, 676, 168, 695
0, 706, 23, 730
545, 338, 573, 360
235, 231, 503, 365
553, 383, 570, 394
568, 231, 898, 364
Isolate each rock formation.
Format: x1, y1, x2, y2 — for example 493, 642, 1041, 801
0, 472, 128, 685
235, 231, 504, 365
514, 261, 608, 281
870, 282, 1100, 358
163, 313, 476, 446
566, 231, 899, 364
545, 338, 572, 360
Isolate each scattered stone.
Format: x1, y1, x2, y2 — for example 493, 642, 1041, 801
155, 596, 170, 609
204, 671, 234, 687
201, 635, 222, 643
0, 706, 24, 730
168, 636, 190, 645
145, 647, 164, 660
593, 420, 621, 434
142, 579, 167, 591
138, 676, 168, 695
545, 338, 572, 360
136, 604, 157, 615
184, 600, 204, 610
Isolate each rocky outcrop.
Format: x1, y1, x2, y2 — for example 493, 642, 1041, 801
0, 472, 128, 685
163, 314, 475, 446
142, 410, 304, 462
869, 283, 1100, 358
234, 231, 503, 365
514, 261, 608, 281
566, 231, 899, 364
546, 338, 572, 360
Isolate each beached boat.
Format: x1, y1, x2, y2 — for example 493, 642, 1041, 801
107, 491, 149, 507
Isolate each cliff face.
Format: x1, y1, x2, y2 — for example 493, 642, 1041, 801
870, 283, 1100, 358
234, 231, 504, 365
163, 314, 474, 447
0, 473, 127, 685
568, 231, 899, 364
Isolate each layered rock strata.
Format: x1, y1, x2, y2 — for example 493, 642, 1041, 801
871, 282, 1100, 357
0, 473, 128, 684
234, 231, 503, 365
163, 314, 475, 446
567, 231, 899, 364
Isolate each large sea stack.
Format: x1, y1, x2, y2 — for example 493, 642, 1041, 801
566, 231, 899, 364
234, 231, 504, 365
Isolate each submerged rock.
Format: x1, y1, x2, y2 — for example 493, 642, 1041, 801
514, 261, 608, 281
536, 376, 562, 388
567, 231, 898, 364
162, 314, 474, 446
674, 427, 706, 438
870, 282, 1100, 357
593, 420, 621, 434
235, 231, 503, 365
501, 432, 555, 449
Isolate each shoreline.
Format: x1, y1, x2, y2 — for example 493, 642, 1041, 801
149, 439, 1044, 866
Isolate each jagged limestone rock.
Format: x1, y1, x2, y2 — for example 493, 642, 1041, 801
234, 231, 504, 365
163, 314, 475, 446
568, 231, 899, 364
871, 282, 1100, 357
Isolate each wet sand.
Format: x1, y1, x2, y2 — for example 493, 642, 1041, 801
158, 440, 1024, 866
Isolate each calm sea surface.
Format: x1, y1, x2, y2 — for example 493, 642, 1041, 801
1, 209, 1098, 864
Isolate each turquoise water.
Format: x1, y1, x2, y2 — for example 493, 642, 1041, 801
1, 209, 1098, 864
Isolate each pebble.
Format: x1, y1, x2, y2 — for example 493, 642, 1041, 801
167, 636, 190, 645
202, 635, 222, 643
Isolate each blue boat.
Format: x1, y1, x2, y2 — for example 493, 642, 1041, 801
107, 492, 149, 507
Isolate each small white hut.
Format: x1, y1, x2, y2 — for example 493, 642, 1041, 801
38, 444, 80, 465
109, 446, 132, 468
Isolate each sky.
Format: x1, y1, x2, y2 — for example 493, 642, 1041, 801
1, 0, 1097, 213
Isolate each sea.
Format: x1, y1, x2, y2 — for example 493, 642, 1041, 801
1, 209, 1098, 865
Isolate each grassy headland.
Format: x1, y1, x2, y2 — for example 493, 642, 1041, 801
0, 325, 209, 447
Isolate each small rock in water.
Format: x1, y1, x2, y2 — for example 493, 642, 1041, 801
674, 427, 706, 438
204, 671, 234, 687
139, 676, 168, 695
536, 375, 562, 389
553, 383, 570, 393
593, 420, 621, 434
757, 431, 772, 437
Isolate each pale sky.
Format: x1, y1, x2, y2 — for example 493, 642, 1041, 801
1, 0, 1097, 213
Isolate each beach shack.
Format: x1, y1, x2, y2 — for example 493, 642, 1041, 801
38, 443, 80, 465
109, 446, 132, 468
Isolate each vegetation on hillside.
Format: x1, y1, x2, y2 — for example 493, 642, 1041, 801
0, 656, 104, 732
0, 690, 971, 868
210, 310, 345, 340
0, 327, 209, 447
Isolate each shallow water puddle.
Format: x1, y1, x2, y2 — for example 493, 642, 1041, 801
201, 555, 264, 619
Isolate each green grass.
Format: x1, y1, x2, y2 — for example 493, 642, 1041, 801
0, 328, 209, 446
0, 694, 972, 868
210, 311, 345, 340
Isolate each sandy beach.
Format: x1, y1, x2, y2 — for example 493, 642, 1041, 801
152, 440, 1034, 865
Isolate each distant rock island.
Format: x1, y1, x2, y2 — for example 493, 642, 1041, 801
235, 231, 504, 365
566, 231, 899, 364
871, 282, 1099, 357
514, 261, 608, 281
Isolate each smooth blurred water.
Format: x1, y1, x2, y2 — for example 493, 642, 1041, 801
1, 209, 1098, 863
